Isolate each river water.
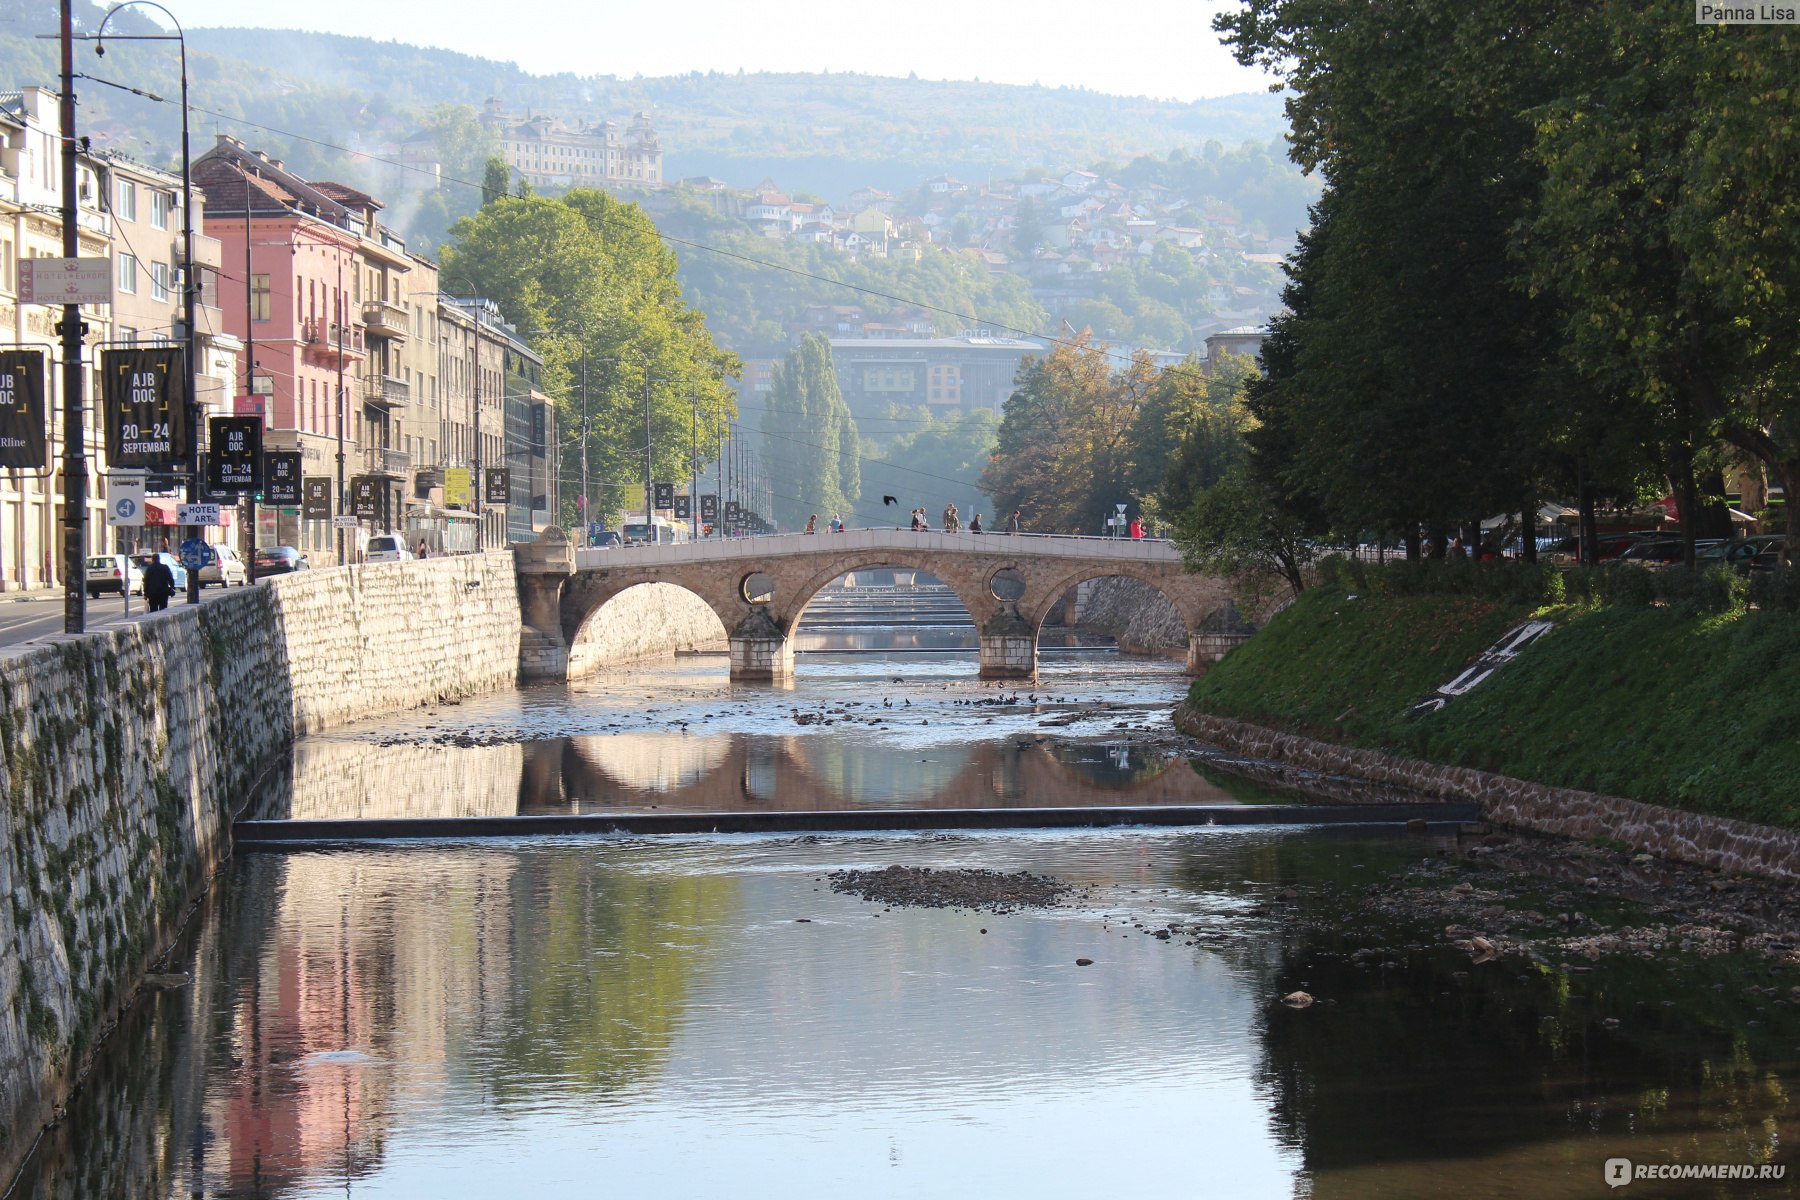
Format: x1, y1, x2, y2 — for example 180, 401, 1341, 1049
14, 639, 1800, 1197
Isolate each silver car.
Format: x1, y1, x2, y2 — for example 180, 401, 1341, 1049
198, 544, 249, 587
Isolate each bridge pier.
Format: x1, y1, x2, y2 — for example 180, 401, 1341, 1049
978, 607, 1037, 679
728, 608, 794, 681
514, 528, 574, 681
1186, 631, 1252, 675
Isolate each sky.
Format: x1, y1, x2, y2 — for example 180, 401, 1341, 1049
159, 0, 1279, 102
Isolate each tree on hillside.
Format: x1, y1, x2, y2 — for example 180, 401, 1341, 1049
982, 335, 1158, 534
757, 335, 860, 529
442, 190, 740, 525
481, 156, 510, 207
1012, 196, 1044, 258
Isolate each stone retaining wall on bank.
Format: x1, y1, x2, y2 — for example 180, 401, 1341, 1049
566, 582, 726, 676
0, 553, 522, 1179
1175, 706, 1800, 879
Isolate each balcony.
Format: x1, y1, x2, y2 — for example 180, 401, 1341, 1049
300, 319, 365, 363
363, 446, 412, 477
361, 299, 408, 341
360, 372, 410, 411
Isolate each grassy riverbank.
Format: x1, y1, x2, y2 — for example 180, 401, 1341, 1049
1187, 561, 1800, 828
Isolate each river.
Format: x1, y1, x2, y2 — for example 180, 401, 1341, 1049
12, 635, 1799, 1197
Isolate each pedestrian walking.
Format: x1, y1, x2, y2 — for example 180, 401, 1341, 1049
1008, 510, 1022, 534
141, 555, 175, 612
416, 539, 429, 559
911, 508, 926, 532
969, 512, 983, 534
830, 513, 844, 533
1129, 516, 1145, 540
805, 514, 817, 535
943, 503, 960, 533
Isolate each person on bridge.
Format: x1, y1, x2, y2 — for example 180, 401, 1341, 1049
969, 512, 983, 534
1009, 510, 1023, 534
1129, 516, 1145, 540
943, 503, 960, 533
805, 514, 817, 535
830, 513, 844, 533
911, 508, 927, 531
141, 555, 175, 613
417, 539, 429, 559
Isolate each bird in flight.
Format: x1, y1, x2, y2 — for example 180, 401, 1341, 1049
882, 495, 898, 506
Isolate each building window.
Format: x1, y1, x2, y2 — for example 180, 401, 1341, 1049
150, 190, 173, 230
115, 179, 136, 221
117, 253, 138, 294
150, 261, 170, 302
251, 273, 271, 322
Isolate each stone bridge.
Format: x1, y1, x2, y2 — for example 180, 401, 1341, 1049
514, 527, 1252, 681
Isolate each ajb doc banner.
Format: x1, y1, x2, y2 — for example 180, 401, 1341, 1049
100, 347, 189, 471
0, 349, 48, 469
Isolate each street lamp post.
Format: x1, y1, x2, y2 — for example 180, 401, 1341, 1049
94, 0, 199, 602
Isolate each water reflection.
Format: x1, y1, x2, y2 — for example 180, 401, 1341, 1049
246, 731, 1245, 821
18, 832, 1800, 1198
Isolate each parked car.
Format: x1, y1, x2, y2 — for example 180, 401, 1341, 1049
198, 544, 249, 587
253, 546, 309, 576
130, 552, 188, 593
365, 534, 412, 563
1614, 538, 1726, 564
84, 553, 143, 597
1701, 534, 1791, 573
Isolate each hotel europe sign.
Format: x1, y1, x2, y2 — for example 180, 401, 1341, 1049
100, 347, 189, 471
0, 349, 48, 469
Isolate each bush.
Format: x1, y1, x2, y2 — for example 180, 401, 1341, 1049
1651, 566, 1747, 615
1595, 562, 1657, 607
1748, 567, 1800, 613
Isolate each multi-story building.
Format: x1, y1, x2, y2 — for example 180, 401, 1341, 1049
482, 101, 663, 192
829, 335, 1048, 422
1, 87, 236, 590
436, 298, 555, 549
195, 136, 421, 558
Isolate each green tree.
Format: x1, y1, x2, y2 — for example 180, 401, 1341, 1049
1175, 464, 1317, 604
983, 335, 1158, 534
481, 156, 510, 208
443, 190, 740, 525
758, 334, 860, 528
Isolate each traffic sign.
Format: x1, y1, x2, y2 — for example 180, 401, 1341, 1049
106, 471, 146, 527
332, 515, 360, 529
179, 536, 210, 573
178, 503, 222, 526
20, 257, 114, 306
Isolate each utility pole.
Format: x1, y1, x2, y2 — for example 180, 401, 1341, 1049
57, 0, 86, 632
642, 366, 653, 527
334, 247, 346, 566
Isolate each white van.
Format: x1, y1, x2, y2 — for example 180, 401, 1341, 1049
366, 534, 413, 563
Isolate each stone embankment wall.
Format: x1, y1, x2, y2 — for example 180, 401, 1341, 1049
566, 583, 725, 676
1176, 707, 1800, 879
0, 553, 521, 1181
1068, 577, 1188, 655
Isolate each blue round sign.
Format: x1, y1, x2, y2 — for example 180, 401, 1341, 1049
114, 498, 137, 520
179, 537, 210, 572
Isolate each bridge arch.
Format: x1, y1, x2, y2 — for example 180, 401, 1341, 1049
562, 579, 731, 677
781, 556, 990, 641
